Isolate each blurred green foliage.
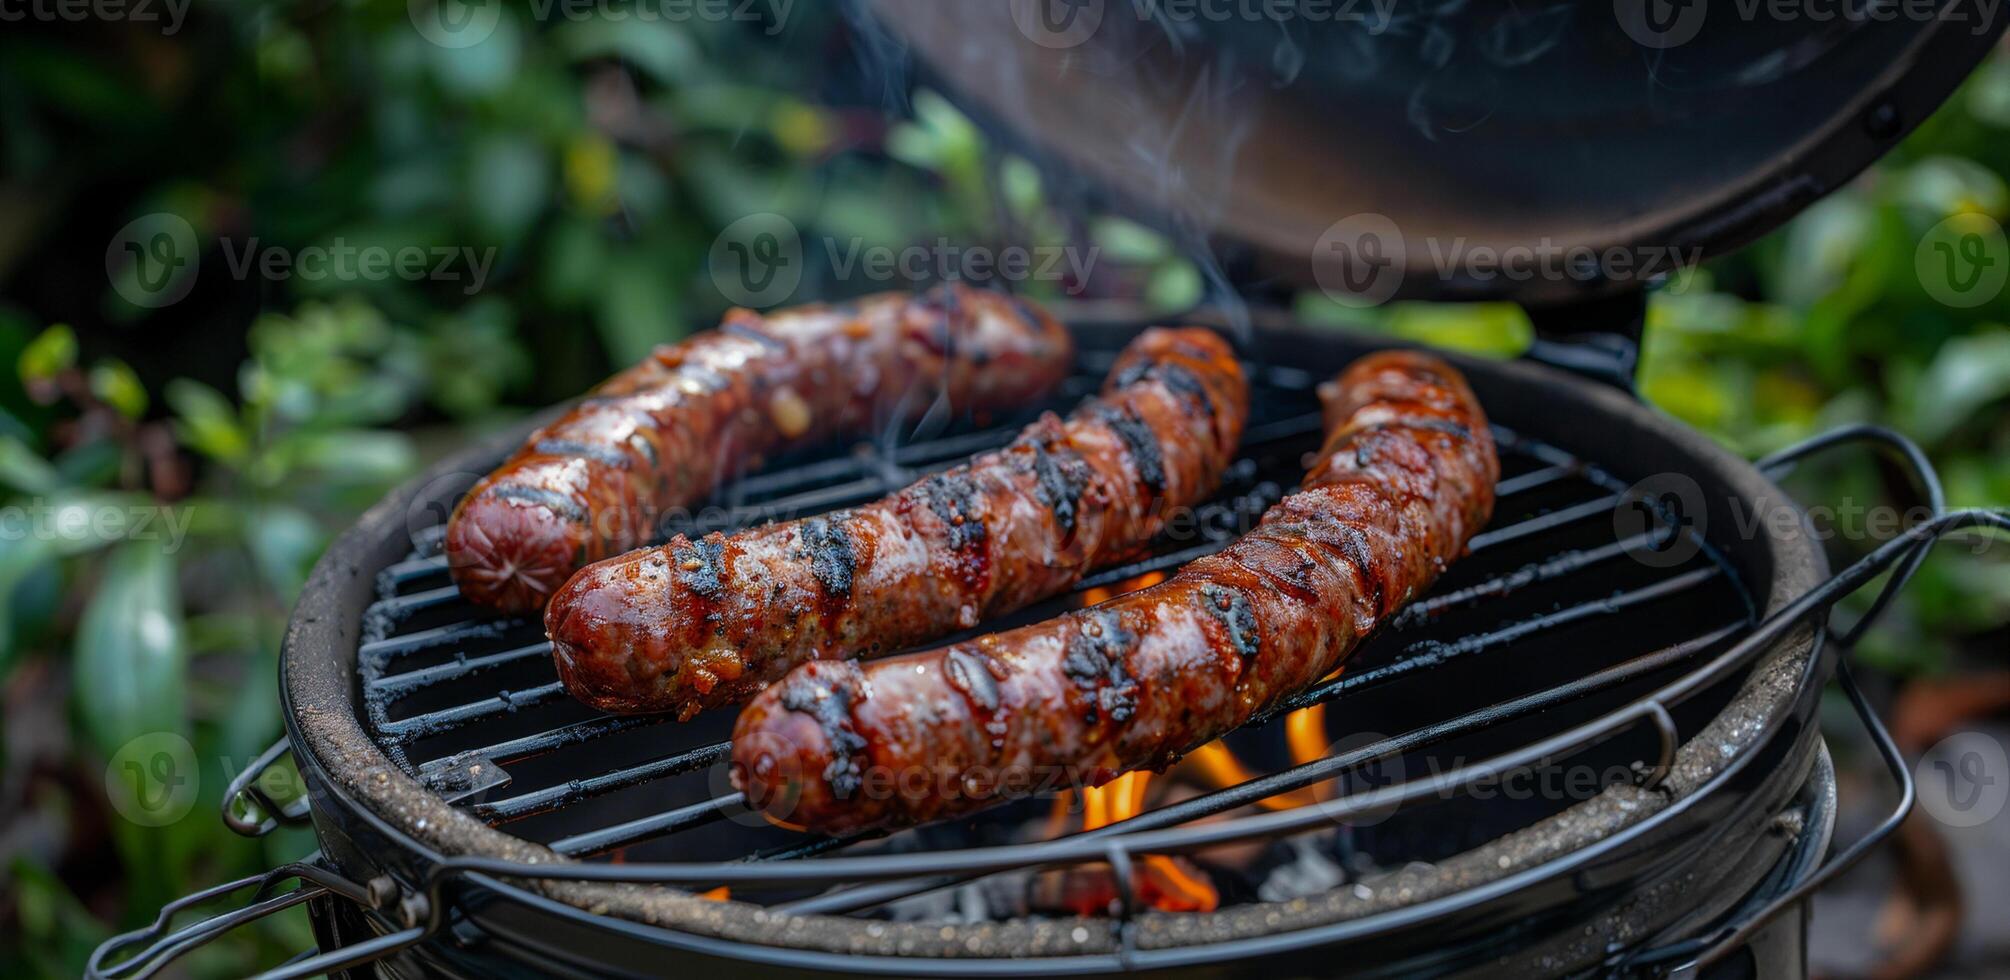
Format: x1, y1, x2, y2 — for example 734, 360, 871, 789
0, 7, 2005, 977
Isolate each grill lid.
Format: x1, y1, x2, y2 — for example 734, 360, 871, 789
864, 0, 2004, 307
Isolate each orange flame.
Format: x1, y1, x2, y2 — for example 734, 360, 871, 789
699, 886, 730, 902
1075, 772, 1219, 912
1079, 570, 1167, 608
1178, 703, 1333, 809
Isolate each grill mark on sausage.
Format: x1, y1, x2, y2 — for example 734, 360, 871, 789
679, 364, 732, 393
1199, 583, 1260, 661
779, 672, 867, 799
1351, 417, 1474, 442
799, 516, 856, 600
626, 433, 661, 470
724, 320, 787, 350
1094, 404, 1165, 493
1115, 360, 1214, 419
1062, 610, 1138, 725
945, 647, 1001, 713
533, 439, 633, 469
489, 485, 588, 525
674, 536, 727, 600
1025, 438, 1089, 533
921, 474, 987, 552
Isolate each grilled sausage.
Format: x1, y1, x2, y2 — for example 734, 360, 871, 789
731, 350, 1496, 834
444, 286, 1073, 613
546, 328, 1248, 718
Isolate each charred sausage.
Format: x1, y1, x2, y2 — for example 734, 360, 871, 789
731, 350, 1496, 834
546, 327, 1248, 718
444, 286, 1073, 613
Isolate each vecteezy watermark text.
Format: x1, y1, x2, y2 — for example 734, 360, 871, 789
1011, 0, 1397, 49
1, 499, 195, 554
1312, 213, 1703, 308
709, 212, 1099, 307
0, 0, 190, 33
1616, 0, 2003, 49
107, 212, 498, 308
219, 238, 496, 297
407, 0, 791, 48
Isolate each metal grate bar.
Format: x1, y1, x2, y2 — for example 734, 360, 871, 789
1265, 564, 1723, 720
379, 554, 450, 588
370, 642, 554, 699
1387, 531, 1657, 631
358, 619, 522, 665
376, 682, 566, 743
549, 793, 745, 856
1465, 492, 1624, 552
469, 742, 730, 823
416, 713, 671, 780
1492, 462, 1583, 498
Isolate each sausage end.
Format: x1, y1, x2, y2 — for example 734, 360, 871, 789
445, 493, 583, 614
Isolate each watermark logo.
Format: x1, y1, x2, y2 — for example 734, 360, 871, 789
712, 728, 807, 828
1314, 213, 1406, 308
711, 213, 805, 308
106, 732, 199, 827
1313, 730, 1405, 827
406, 471, 486, 556
1615, 0, 1707, 48
106, 217, 496, 309
1915, 731, 2006, 828
1011, 0, 1105, 48
107, 212, 199, 309
1916, 212, 2007, 309
1615, 473, 1708, 568
708, 215, 1096, 309
408, 0, 502, 48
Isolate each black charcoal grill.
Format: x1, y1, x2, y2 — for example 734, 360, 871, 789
92, 5, 2010, 979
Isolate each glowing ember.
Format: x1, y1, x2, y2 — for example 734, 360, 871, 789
699, 886, 730, 901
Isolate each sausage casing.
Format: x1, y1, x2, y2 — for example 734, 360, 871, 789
546, 328, 1248, 717
731, 350, 1496, 834
444, 286, 1072, 613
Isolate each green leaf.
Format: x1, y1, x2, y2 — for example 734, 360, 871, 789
74, 542, 188, 754
1904, 329, 2010, 443
0, 435, 61, 493
88, 359, 148, 420
165, 379, 250, 464
1144, 260, 1203, 313
469, 134, 551, 241
596, 255, 682, 366
0, 536, 55, 667
18, 324, 76, 385
555, 17, 699, 85
243, 505, 323, 603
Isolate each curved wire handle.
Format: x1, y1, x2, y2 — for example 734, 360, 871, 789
85, 863, 393, 980
222, 736, 314, 837
1620, 425, 1969, 975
